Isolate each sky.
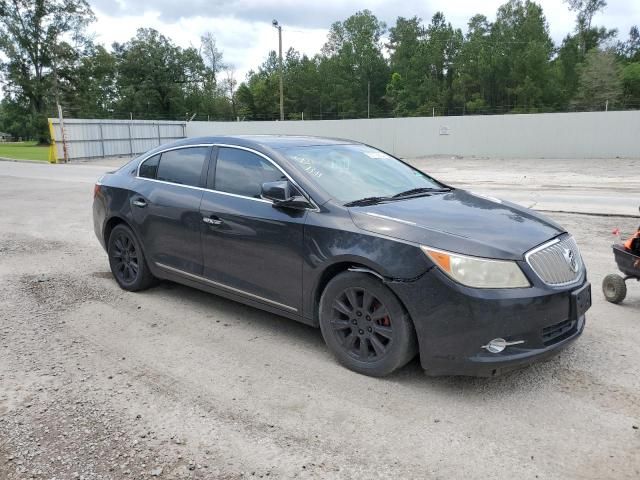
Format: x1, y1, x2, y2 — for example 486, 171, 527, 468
89, 0, 639, 81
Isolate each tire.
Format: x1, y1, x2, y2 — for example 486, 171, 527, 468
319, 271, 417, 377
602, 274, 627, 304
108, 224, 156, 292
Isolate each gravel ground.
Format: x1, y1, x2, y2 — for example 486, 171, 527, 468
409, 157, 640, 217
1, 166, 639, 479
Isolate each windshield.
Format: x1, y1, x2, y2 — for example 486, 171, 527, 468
280, 144, 445, 204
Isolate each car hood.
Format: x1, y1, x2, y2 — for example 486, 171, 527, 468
348, 189, 565, 260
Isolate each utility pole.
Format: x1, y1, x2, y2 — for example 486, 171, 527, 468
273, 19, 284, 121
367, 81, 370, 119
57, 104, 69, 164
51, 41, 69, 163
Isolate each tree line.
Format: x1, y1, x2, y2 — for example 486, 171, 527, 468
0, 0, 639, 142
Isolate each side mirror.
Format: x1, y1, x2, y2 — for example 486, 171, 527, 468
261, 181, 311, 210
261, 180, 291, 202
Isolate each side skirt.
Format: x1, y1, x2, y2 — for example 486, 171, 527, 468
152, 264, 314, 326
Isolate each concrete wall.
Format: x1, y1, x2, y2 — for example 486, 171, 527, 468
187, 111, 640, 159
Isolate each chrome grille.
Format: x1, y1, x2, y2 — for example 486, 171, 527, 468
526, 236, 583, 286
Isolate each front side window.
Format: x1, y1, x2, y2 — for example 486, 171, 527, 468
214, 147, 284, 198
155, 147, 209, 187
281, 144, 444, 203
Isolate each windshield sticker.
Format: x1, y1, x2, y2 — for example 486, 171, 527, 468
330, 156, 350, 171
303, 164, 323, 178
289, 154, 324, 177
363, 150, 390, 159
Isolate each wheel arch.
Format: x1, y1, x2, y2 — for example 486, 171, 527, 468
312, 259, 414, 330
103, 215, 131, 247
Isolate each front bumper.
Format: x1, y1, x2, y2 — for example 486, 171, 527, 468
390, 267, 589, 377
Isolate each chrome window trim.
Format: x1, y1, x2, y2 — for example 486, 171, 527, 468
135, 143, 319, 211
524, 235, 584, 287
155, 262, 298, 312
133, 177, 273, 203
136, 143, 213, 178
213, 143, 320, 211
524, 237, 561, 260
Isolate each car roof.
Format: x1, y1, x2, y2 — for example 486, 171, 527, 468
177, 134, 358, 150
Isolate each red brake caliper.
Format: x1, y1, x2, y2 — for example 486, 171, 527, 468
371, 300, 391, 326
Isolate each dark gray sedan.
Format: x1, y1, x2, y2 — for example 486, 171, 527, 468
93, 135, 591, 377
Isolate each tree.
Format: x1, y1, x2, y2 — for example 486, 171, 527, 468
282, 49, 322, 119
454, 14, 493, 113
241, 51, 281, 119
200, 32, 225, 85
490, 0, 556, 111
68, 44, 117, 117
421, 12, 463, 114
564, 0, 608, 56
386, 13, 463, 116
235, 83, 256, 119
387, 16, 423, 80
572, 49, 622, 109
220, 66, 237, 118
0, 0, 95, 141
617, 26, 640, 62
113, 28, 206, 118
0, 1, 634, 135
386, 17, 423, 115
621, 62, 640, 106
322, 10, 389, 117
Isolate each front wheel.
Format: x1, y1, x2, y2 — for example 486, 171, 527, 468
602, 274, 626, 304
108, 224, 156, 291
319, 272, 417, 377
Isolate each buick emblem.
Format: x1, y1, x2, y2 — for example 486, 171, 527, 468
563, 248, 578, 273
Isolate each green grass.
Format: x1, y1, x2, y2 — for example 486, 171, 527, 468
0, 141, 50, 161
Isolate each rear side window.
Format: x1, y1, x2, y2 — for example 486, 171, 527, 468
156, 147, 209, 187
139, 154, 160, 179
214, 147, 284, 198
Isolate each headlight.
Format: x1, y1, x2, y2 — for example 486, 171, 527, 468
421, 246, 530, 289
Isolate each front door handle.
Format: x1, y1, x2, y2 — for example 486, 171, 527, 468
203, 216, 223, 226
132, 198, 147, 208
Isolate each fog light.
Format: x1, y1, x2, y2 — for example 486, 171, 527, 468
482, 338, 524, 353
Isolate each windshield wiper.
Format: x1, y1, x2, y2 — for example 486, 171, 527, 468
345, 187, 452, 207
392, 187, 451, 198
344, 196, 391, 207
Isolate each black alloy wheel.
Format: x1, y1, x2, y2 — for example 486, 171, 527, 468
112, 232, 139, 284
319, 272, 417, 377
108, 224, 156, 291
330, 287, 394, 362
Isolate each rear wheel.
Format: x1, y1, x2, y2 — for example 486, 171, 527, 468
319, 272, 417, 377
108, 224, 156, 291
602, 274, 626, 304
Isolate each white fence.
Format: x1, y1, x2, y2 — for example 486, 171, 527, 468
187, 111, 640, 159
48, 118, 186, 161
48, 112, 640, 161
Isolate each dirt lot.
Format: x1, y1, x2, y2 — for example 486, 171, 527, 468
1, 161, 639, 479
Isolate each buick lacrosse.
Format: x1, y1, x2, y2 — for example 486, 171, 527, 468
93, 135, 591, 377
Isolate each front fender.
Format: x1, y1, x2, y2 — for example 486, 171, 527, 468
302, 219, 432, 322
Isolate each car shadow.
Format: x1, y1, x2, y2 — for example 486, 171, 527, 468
147, 279, 577, 399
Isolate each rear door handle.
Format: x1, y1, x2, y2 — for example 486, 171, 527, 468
132, 198, 147, 208
203, 216, 223, 226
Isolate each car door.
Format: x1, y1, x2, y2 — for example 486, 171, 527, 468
133, 146, 211, 275
199, 146, 308, 314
